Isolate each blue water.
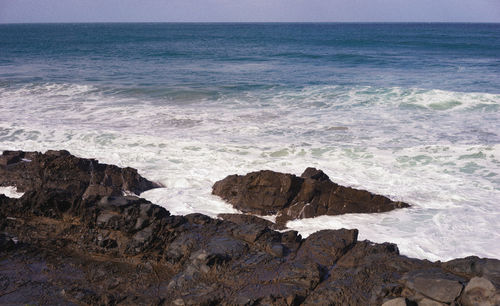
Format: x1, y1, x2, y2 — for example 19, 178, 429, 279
1, 23, 500, 92
0, 23, 499, 260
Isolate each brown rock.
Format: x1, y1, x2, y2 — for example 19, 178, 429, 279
460, 277, 498, 306
382, 297, 407, 306
442, 256, 500, 288
212, 170, 303, 215
296, 229, 358, 267
212, 167, 409, 226
418, 298, 445, 306
403, 269, 464, 303
218, 213, 284, 230
1, 150, 499, 306
0, 150, 160, 198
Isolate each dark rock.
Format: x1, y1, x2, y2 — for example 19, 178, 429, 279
218, 213, 285, 230
205, 236, 248, 263
0, 233, 17, 251
0, 150, 24, 166
442, 256, 500, 288
296, 229, 358, 267
336, 240, 400, 268
212, 167, 409, 226
212, 170, 304, 215
267, 243, 285, 257
402, 269, 464, 303
184, 213, 213, 225
301, 167, 330, 182
231, 222, 269, 243
1, 150, 499, 305
0, 150, 160, 198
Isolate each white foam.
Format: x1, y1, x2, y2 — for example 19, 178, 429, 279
0, 186, 24, 199
1, 83, 499, 260
140, 188, 239, 217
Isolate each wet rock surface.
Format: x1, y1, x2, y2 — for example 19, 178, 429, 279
212, 167, 410, 226
1, 150, 499, 305
218, 213, 286, 230
0, 150, 160, 198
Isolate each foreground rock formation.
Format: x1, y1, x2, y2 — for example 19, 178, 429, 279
1, 150, 499, 305
213, 168, 409, 225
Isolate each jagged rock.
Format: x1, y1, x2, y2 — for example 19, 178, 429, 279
303, 238, 420, 305
0, 150, 160, 198
212, 167, 409, 226
218, 213, 285, 230
336, 240, 400, 268
442, 256, 500, 288
296, 229, 358, 267
1, 150, 499, 305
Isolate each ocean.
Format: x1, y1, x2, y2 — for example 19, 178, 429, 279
0, 23, 499, 261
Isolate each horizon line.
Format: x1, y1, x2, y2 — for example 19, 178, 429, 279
1, 21, 500, 25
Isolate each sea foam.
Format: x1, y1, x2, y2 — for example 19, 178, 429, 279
0, 186, 24, 199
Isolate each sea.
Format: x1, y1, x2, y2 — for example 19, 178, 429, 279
0, 23, 499, 261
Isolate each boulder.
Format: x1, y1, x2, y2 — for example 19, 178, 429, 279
402, 269, 464, 303
418, 298, 445, 306
382, 297, 407, 306
212, 167, 409, 226
442, 256, 500, 288
212, 170, 303, 215
460, 277, 499, 306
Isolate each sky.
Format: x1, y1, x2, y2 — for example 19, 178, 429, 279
0, 0, 499, 23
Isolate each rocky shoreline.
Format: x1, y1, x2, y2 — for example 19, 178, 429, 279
0, 150, 499, 305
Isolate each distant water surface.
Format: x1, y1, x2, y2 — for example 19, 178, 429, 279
1, 23, 499, 260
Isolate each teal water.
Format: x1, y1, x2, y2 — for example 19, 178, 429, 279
1, 23, 500, 92
0, 23, 499, 260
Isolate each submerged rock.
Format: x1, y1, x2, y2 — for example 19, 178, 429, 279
213, 167, 409, 226
0, 150, 498, 305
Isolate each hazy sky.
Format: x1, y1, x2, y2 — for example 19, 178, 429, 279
0, 0, 499, 23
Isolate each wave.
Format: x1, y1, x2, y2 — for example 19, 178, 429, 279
1, 84, 498, 135
1, 82, 499, 112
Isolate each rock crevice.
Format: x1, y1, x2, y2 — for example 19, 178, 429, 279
0, 150, 498, 305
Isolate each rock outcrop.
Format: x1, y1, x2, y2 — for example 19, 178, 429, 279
213, 167, 409, 225
0, 150, 160, 197
1, 150, 498, 305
